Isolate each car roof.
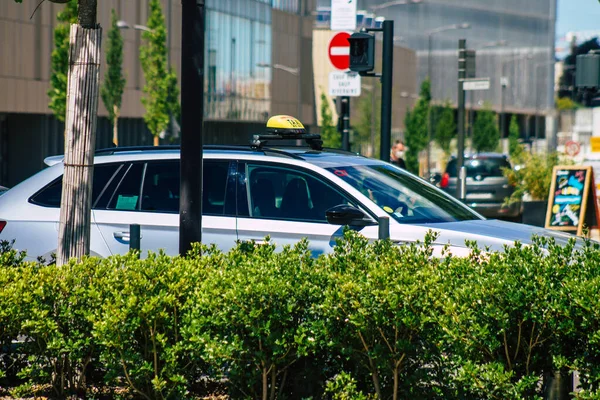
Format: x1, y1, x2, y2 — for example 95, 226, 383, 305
43, 145, 387, 169
448, 152, 508, 160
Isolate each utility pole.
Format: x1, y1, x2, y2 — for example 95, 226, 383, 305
380, 20, 393, 161
426, 34, 432, 176
457, 39, 466, 199
180, 0, 205, 255
349, 20, 393, 161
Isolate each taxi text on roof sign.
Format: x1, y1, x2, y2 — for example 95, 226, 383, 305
266, 115, 306, 135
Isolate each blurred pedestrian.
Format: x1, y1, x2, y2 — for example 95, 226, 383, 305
390, 140, 406, 169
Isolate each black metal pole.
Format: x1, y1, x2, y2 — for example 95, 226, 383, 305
179, 0, 205, 256
129, 224, 140, 255
341, 96, 350, 151
378, 216, 390, 240
456, 39, 466, 199
426, 33, 432, 176
380, 20, 393, 162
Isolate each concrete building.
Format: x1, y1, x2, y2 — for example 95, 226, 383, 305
0, 0, 316, 187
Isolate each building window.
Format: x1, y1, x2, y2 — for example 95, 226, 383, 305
205, 10, 272, 121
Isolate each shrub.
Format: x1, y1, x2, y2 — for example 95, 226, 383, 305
184, 239, 322, 400
91, 248, 213, 400
1, 256, 106, 397
503, 152, 562, 203
320, 230, 445, 400
432, 236, 579, 399
3, 233, 600, 399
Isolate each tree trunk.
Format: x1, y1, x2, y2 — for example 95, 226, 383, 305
57, 23, 102, 266
153, 135, 159, 147
262, 367, 268, 400
393, 366, 399, 400
113, 105, 119, 146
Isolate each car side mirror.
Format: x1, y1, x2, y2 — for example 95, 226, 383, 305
326, 204, 377, 226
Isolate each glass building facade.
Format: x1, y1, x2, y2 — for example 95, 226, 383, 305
205, 0, 273, 121
316, 0, 557, 114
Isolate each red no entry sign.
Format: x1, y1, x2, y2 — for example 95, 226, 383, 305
328, 32, 351, 70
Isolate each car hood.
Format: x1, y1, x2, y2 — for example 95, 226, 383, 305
390, 219, 581, 252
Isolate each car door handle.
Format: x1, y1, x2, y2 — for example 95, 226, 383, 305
113, 231, 143, 241
242, 239, 267, 246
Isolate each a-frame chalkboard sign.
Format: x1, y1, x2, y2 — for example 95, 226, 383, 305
545, 166, 600, 236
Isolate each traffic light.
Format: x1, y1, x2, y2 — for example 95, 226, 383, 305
576, 52, 600, 88
348, 32, 375, 73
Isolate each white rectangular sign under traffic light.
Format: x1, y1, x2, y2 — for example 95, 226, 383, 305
331, 0, 357, 31
329, 71, 361, 97
463, 78, 491, 91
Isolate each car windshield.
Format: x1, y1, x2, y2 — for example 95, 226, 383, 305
326, 164, 481, 224
446, 157, 510, 178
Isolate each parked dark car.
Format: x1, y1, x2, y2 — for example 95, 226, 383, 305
440, 153, 522, 220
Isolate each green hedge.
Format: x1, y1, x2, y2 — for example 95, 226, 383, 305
1, 233, 600, 399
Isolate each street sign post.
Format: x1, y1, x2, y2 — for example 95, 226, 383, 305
329, 71, 361, 96
331, 0, 357, 31
328, 32, 351, 70
463, 78, 491, 91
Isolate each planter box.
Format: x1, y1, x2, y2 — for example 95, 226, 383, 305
522, 200, 548, 227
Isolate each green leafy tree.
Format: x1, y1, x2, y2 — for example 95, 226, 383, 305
434, 101, 456, 158
472, 103, 500, 153
140, 0, 180, 146
404, 79, 431, 174
320, 91, 341, 148
101, 9, 126, 146
48, 0, 78, 122
556, 96, 579, 111
508, 115, 523, 160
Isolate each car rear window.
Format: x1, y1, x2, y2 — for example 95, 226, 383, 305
446, 157, 511, 178
29, 164, 122, 208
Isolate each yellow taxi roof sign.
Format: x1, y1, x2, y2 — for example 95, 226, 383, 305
266, 115, 306, 135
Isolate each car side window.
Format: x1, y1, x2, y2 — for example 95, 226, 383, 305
30, 163, 122, 208
203, 161, 231, 215
245, 164, 353, 223
107, 163, 145, 210
137, 160, 230, 215
141, 162, 180, 213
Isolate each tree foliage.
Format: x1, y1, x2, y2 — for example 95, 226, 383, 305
434, 101, 456, 157
101, 9, 126, 146
556, 96, 579, 111
503, 152, 562, 202
140, 0, 180, 146
508, 115, 523, 160
320, 91, 341, 148
472, 104, 499, 153
48, 0, 78, 122
404, 79, 431, 174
